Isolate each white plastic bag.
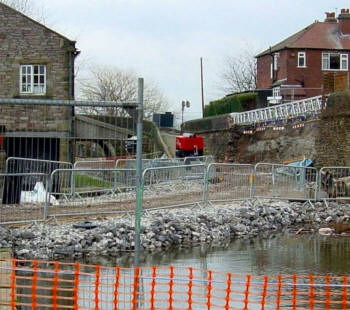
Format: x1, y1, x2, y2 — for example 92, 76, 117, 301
20, 182, 59, 205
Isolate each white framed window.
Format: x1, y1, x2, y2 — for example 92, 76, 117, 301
20, 65, 46, 94
322, 53, 348, 71
273, 53, 279, 71
272, 86, 281, 98
298, 52, 306, 67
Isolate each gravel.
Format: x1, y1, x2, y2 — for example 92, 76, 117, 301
1, 200, 348, 260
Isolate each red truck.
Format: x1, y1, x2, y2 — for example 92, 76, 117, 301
175, 134, 204, 158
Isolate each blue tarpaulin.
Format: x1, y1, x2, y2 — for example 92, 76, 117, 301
287, 158, 313, 167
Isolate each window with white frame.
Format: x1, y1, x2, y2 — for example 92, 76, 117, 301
298, 52, 306, 67
322, 53, 348, 71
272, 86, 281, 98
20, 65, 46, 94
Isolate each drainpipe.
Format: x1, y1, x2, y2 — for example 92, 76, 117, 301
269, 46, 275, 84
68, 43, 80, 164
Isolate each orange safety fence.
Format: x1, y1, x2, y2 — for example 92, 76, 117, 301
0, 259, 349, 309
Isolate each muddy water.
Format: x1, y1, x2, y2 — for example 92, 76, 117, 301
74, 233, 350, 309
87, 232, 350, 276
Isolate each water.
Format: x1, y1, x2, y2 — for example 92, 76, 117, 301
86, 232, 350, 276
69, 233, 350, 309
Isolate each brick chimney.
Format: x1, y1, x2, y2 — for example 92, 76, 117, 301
338, 9, 350, 34
325, 12, 337, 22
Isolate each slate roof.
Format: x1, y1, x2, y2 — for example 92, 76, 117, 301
257, 21, 350, 57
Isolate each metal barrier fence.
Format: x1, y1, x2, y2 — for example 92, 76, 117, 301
0, 173, 48, 224
116, 159, 152, 169
1, 259, 349, 309
74, 160, 116, 169
230, 95, 323, 125
205, 164, 254, 203
3, 162, 350, 224
319, 167, 350, 202
46, 168, 138, 218
254, 163, 318, 201
184, 155, 214, 166
5, 157, 73, 174
142, 164, 206, 209
116, 158, 184, 170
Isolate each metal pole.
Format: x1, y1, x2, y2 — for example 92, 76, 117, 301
200, 57, 205, 118
134, 78, 144, 267
181, 101, 185, 126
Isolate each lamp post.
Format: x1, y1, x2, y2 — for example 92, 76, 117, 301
181, 100, 190, 125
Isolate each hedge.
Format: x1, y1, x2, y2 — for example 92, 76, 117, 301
204, 92, 257, 117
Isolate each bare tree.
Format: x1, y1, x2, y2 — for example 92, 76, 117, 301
220, 49, 257, 94
0, 0, 47, 23
78, 65, 169, 119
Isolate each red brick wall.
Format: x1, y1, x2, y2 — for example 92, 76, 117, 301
256, 55, 272, 89
257, 48, 350, 98
339, 17, 350, 35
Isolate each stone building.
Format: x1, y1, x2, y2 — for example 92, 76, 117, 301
0, 2, 79, 164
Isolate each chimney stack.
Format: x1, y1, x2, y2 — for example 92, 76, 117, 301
338, 9, 350, 34
325, 12, 337, 22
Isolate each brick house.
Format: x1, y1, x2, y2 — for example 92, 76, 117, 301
0, 2, 79, 164
256, 9, 350, 104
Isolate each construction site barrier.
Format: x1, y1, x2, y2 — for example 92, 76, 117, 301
74, 160, 116, 170
205, 163, 254, 203
254, 163, 318, 202
184, 155, 215, 166
142, 164, 206, 209
0, 173, 48, 224
4, 161, 350, 225
115, 159, 152, 169
5, 157, 73, 175
319, 167, 350, 202
0, 259, 349, 309
46, 168, 137, 218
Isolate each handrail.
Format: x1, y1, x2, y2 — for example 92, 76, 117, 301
231, 95, 324, 125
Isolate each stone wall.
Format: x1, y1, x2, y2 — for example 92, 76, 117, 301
196, 121, 319, 164
0, 3, 77, 163
233, 121, 319, 164
182, 92, 350, 164
0, 3, 75, 130
0, 3, 76, 101
315, 91, 350, 167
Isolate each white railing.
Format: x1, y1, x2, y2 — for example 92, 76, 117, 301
231, 95, 324, 125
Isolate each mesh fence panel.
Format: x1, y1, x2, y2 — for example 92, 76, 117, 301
1, 259, 349, 309
319, 167, 350, 201
142, 164, 206, 209
47, 168, 138, 217
0, 173, 48, 224
206, 164, 254, 202
254, 163, 318, 201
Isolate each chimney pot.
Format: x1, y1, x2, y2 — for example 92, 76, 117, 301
341, 8, 349, 14
325, 12, 337, 22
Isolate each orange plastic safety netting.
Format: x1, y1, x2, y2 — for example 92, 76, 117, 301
0, 259, 349, 309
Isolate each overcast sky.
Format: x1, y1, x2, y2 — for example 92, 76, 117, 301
31, 0, 350, 122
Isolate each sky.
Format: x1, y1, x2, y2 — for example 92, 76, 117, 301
29, 0, 350, 123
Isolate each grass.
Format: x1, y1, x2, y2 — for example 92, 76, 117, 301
74, 174, 113, 188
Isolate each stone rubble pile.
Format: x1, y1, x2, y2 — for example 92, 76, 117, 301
0, 200, 348, 260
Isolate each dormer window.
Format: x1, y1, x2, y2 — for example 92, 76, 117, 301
298, 52, 306, 67
322, 53, 348, 71
20, 65, 46, 94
